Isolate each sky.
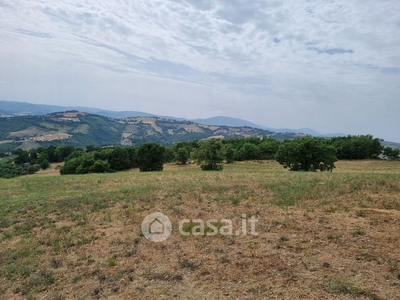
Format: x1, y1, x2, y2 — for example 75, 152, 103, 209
0, 0, 400, 141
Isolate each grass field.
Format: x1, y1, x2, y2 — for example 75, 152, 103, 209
0, 160, 400, 299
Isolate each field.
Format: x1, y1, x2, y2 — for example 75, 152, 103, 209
0, 160, 400, 299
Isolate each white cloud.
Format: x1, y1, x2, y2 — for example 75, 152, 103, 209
0, 0, 399, 141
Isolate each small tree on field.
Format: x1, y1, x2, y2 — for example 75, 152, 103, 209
137, 143, 165, 172
196, 139, 224, 171
90, 160, 112, 173
164, 147, 176, 163
176, 148, 189, 164
276, 136, 337, 171
382, 147, 400, 160
40, 159, 50, 170
224, 144, 235, 164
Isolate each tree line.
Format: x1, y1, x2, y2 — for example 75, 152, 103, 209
0, 134, 398, 178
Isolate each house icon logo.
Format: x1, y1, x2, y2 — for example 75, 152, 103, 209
149, 218, 164, 234
141, 212, 172, 242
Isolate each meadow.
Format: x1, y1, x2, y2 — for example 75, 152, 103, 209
0, 160, 399, 299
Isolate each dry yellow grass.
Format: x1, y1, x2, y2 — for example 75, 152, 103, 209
0, 160, 399, 299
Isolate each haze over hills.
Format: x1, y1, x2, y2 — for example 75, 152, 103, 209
0, 100, 345, 138
193, 116, 346, 137
0, 110, 304, 152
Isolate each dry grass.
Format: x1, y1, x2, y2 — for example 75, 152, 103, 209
0, 160, 399, 299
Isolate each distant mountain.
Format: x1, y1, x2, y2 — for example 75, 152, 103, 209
192, 116, 346, 137
381, 141, 400, 149
192, 116, 262, 128
0, 100, 157, 119
0, 100, 345, 138
0, 111, 299, 152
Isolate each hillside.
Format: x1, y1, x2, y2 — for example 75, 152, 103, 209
0, 100, 348, 138
0, 111, 296, 152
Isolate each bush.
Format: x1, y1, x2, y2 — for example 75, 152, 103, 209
276, 136, 337, 171
196, 139, 224, 171
383, 147, 400, 160
224, 144, 235, 163
329, 135, 382, 159
40, 159, 50, 170
137, 143, 165, 172
90, 160, 112, 173
176, 148, 189, 164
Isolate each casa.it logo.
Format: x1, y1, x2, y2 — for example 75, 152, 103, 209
141, 212, 172, 242
141, 212, 259, 242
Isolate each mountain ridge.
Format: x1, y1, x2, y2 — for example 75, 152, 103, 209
0, 100, 344, 137
0, 110, 303, 152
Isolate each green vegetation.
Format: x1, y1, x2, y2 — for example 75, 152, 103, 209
276, 136, 338, 171
137, 143, 165, 172
382, 146, 400, 160
0, 113, 281, 152
175, 147, 189, 165
0, 134, 396, 179
195, 138, 225, 171
0, 159, 39, 178
329, 135, 382, 159
327, 277, 363, 296
0, 160, 399, 298
61, 146, 137, 175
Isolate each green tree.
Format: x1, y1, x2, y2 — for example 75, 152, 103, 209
329, 135, 382, 159
29, 150, 38, 163
224, 144, 235, 164
54, 146, 75, 162
126, 146, 138, 168
196, 139, 224, 171
259, 138, 280, 159
108, 147, 130, 171
13, 149, 30, 165
27, 165, 39, 174
164, 147, 176, 163
75, 156, 95, 174
176, 148, 189, 164
40, 159, 50, 170
276, 136, 337, 172
238, 143, 260, 160
137, 143, 165, 172
382, 147, 400, 160
90, 160, 112, 173
60, 156, 85, 175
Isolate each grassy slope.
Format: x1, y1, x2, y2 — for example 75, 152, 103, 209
0, 160, 400, 299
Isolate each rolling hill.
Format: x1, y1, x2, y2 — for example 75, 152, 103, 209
0, 100, 345, 137
0, 111, 299, 152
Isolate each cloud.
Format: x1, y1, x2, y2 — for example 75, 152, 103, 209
0, 0, 399, 141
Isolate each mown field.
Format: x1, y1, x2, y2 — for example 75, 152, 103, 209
0, 160, 400, 299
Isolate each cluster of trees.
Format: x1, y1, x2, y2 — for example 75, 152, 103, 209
1, 134, 398, 178
0, 158, 39, 178
276, 136, 338, 171
61, 146, 138, 174
382, 146, 400, 160
162, 137, 280, 165
12, 146, 78, 170
61, 143, 169, 174
0, 145, 79, 178
328, 135, 383, 159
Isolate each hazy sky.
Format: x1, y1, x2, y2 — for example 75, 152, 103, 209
1, 0, 399, 141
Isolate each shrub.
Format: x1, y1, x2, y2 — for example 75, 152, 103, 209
276, 136, 337, 172
137, 143, 165, 172
196, 139, 224, 171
